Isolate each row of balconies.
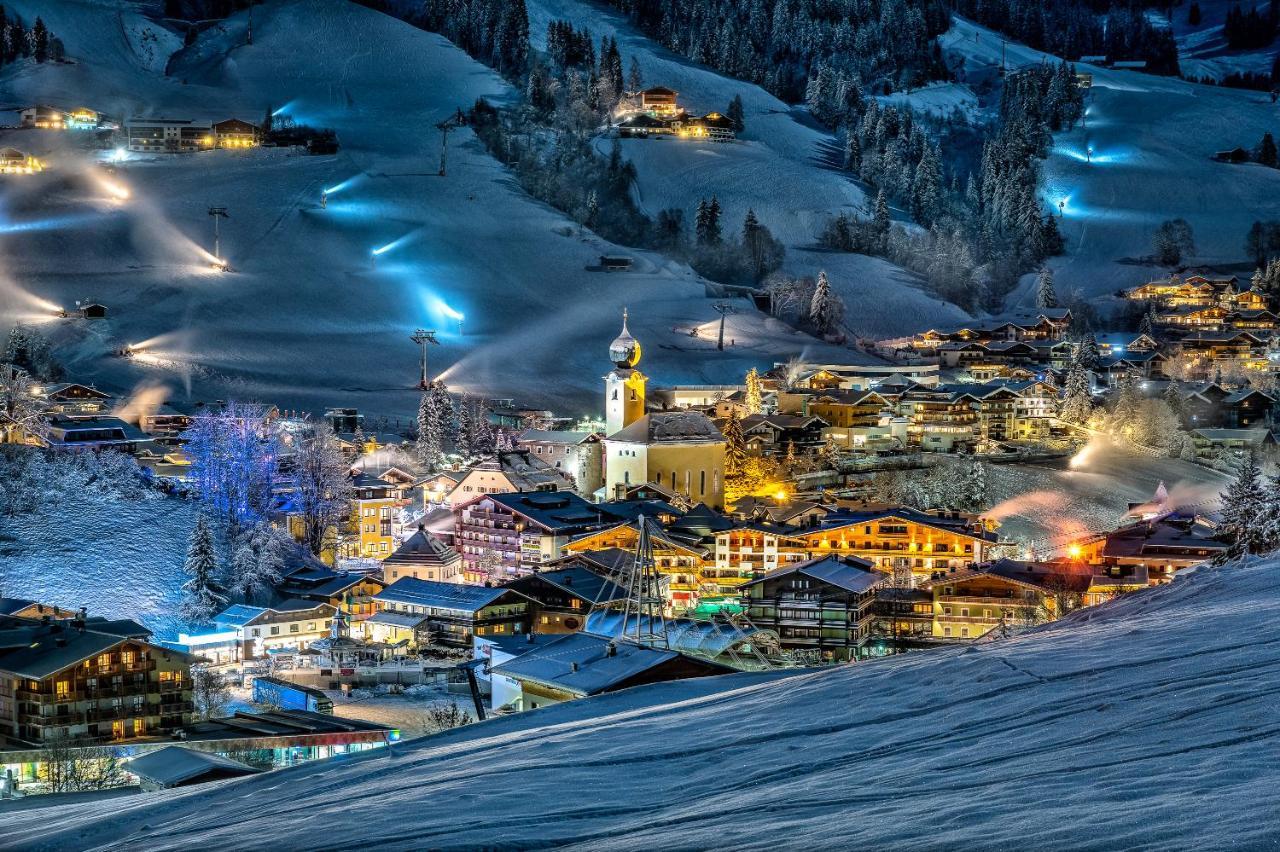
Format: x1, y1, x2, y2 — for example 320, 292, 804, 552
30, 700, 194, 725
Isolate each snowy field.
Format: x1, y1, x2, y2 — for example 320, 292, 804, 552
0, 0, 864, 418
7, 557, 1277, 849
985, 437, 1229, 555
941, 17, 1280, 311
1166, 0, 1279, 82
0, 492, 196, 639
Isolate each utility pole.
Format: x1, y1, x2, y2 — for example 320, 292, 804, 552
207, 206, 229, 267
410, 328, 439, 390
712, 301, 734, 351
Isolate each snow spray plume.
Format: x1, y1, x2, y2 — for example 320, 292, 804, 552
112, 381, 172, 425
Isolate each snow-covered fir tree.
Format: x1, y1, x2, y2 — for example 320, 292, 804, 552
1058, 355, 1094, 425
229, 522, 289, 605
181, 513, 228, 625
723, 410, 748, 476
1214, 452, 1272, 563
744, 367, 764, 415
1036, 268, 1058, 309
416, 381, 455, 471
809, 270, 842, 336
960, 456, 988, 511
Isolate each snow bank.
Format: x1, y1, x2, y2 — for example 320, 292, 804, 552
7, 558, 1277, 850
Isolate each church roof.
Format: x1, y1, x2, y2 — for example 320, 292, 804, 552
606, 412, 726, 445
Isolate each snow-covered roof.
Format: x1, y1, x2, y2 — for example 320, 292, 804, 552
374, 578, 527, 612
606, 412, 726, 444
126, 747, 260, 788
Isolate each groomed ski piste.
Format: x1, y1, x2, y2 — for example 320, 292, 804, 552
0, 0, 890, 419
3, 558, 1277, 850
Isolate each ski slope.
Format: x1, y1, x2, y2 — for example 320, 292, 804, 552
941, 17, 1280, 311
525, 0, 974, 340
0, 0, 862, 418
7, 558, 1278, 850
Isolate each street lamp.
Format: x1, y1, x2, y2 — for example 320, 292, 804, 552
1058, 199, 1065, 218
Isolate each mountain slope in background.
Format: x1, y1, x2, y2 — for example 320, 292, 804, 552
6, 560, 1277, 850
0, 0, 864, 417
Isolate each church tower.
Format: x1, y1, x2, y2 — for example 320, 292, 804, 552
605, 308, 647, 436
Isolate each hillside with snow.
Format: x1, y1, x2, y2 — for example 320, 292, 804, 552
938, 17, 1280, 311
5, 558, 1277, 849
0, 0, 865, 418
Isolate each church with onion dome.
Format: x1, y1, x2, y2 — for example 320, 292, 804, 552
601, 311, 727, 508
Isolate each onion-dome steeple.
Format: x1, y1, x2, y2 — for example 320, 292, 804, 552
609, 307, 642, 369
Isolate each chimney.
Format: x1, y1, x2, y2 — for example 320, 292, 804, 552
606, 641, 617, 657
570, 661, 579, 672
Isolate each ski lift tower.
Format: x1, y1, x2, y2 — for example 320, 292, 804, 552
712, 301, 735, 351
410, 328, 439, 390
436, 117, 456, 177
207, 206, 229, 270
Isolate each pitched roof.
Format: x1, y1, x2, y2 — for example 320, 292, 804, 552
373, 577, 526, 612
811, 507, 997, 541
740, 555, 880, 594
481, 490, 620, 532
606, 412, 726, 444
383, 526, 461, 566
491, 632, 728, 698
126, 747, 260, 787
506, 566, 627, 606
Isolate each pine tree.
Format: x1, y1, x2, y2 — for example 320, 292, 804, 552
1077, 331, 1100, 369
723, 410, 748, 475
31, 17, 47, 63
809, 270, 840, 335
1059, 355, 1094, 425
1035, 268, 1058, 309
1139, 305, 1157, 337
1162, 381, 1184, 420
416, 382, 454, 471
961, 456, 988, 511
783, 439, 797, 472
872, 189, 890, 252
229, 523, 287, 604
1259, 132, 1278, 168
705, 196, 722, 244
627, 56, 642, 93
181, 514, 227, 625
744, 367, 763, 414
1214, 452, 1271, 563
694, 198, 710, 245
726, 94, 745, 132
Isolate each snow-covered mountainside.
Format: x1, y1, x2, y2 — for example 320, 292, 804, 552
939, 18, 1280, 309
524, 0, 973, 341
0, 0, 862, 417
7, 559, 1277, 850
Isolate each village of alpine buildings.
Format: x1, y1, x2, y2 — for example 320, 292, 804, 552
0, 0, 1277, 845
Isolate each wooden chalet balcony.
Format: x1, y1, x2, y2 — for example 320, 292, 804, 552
937, 594, 1027, 607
